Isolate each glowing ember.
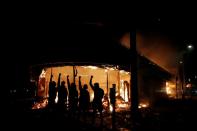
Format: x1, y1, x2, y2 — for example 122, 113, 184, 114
138, 103, 149, 109
186, 83, 192, 88
32, 99, 48, 109
118, 103, 128, 108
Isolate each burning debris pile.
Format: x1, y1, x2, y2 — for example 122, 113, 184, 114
32, 99, 48, 109
102, 94, 130, 112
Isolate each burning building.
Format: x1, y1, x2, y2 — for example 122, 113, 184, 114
30, 54, 173, 110
13, 23, 174, 111
31, 64, 131, 110
138, 55, 175, 107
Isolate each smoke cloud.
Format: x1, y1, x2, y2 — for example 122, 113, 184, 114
120, 32, 179, 74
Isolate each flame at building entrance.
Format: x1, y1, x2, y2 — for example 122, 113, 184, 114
31, 65, 131, 111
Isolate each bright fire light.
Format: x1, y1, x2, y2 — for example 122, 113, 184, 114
109, 68, 115, 71
118, 103, 128, 108
90, 93, 94, 102
110, 104, 113, 112
120, 80, 124, 99
55, 92, 58, 103
186, 83, 192, 88
87, 66, 98, 69
39, 69, 46, 78
125, 86, 128, 102
165, 81, 175, 97
166, 87, 171, 94
138, 103, 149, 109
32, 99, 48, 110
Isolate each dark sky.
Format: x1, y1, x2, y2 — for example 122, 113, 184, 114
6, 8, 197, 78
137, 11, 197, 77
137, 9, 197, 47
3, 4, 197, 92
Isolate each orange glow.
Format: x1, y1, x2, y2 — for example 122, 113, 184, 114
186, 83, 192, 88
138, 102, 149, 109
32, 99, 48, 109
118, 103, 128, 108
109, 104, 113, 112
120, 32, 179, 74
55, 92, 58, 103
39, 69, 46, 78
165, 81, 176, 97
32, 65, 131, 111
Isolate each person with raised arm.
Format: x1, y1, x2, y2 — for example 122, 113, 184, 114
78, 76, 90, 119
89, 75, 104, 124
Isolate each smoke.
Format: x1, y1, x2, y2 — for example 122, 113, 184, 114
120, 32, 179, 74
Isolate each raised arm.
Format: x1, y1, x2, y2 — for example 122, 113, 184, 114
67, 75, 71, 89
89, 75, 94, 90
79, 76, 82, 91
50, 74, 53, 83
57, 73, 61, 87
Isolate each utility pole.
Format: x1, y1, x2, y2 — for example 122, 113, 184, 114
179, 44, 194, 99
130, 31, 139, 122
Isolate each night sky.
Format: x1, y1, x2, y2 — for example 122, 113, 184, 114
136, 11, 197, 77
5, 7, 197, 84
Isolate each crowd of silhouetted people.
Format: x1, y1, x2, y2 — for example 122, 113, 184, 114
48, 73, 105, 123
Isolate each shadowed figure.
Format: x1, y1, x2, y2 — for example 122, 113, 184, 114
67, 75, 78, 116
48, 74, 57, 107
57, 73, 68, 110
89, 75, 104, 124
78, 76, 90, 119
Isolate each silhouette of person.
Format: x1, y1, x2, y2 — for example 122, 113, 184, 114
48, 73, 57, 107
67, 75, 78, 116
57, 73, 68, 109
78, 76, 90, 119
89, 75, 104, 123
110, 84, 116, 106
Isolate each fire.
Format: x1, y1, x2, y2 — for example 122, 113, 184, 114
110, 104, 113, 112
118, 103, 128, 108
119, 80, 129, 102
186, 83, 192, 88
39, 69, 46, 78
120, 80, 124, 99
125, 86, 128, 102
138, 103, 149, 109
32, 99, 48, 109
165, 81, 176, 97
87, 66, 98, 69
115, 95, 130, 112
90, 93, 94, 102
120, 32, 179, 74
55, 92, 58, 103
166, 87, 172, 94
32, 65, 131, 112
